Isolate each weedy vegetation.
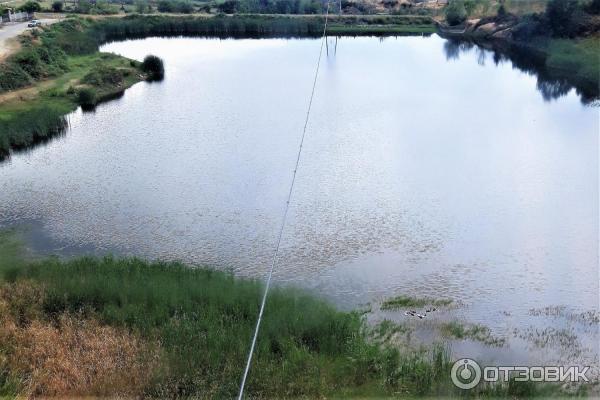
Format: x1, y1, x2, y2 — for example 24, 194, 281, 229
0, 230, 583, 398
381, 295, 453, 310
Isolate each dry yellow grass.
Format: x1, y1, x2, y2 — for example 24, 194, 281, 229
0, 281, 161, 398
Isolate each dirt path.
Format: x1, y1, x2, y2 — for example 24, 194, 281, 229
0, 18, 62, 60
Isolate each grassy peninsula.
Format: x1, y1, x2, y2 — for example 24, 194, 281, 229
0, 18, 148, 157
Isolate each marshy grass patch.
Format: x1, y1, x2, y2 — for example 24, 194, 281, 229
439, 321, 506, 347
0, 229, 28, 277
380, 295, 453, 310
0, 230, 581, 398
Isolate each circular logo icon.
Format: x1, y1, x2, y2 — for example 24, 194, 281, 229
451, 358, 481, 390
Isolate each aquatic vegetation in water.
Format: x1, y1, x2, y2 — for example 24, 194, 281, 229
529, 305, 600, 326
440, 321, 506, 347
0, 230, 580, 397
381, 295, 453, 310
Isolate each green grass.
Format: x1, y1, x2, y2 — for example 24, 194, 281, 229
1, 256, 451, 398
0, 229, 27, 276
0, 229, 577, 398
544, 37, 600, 84
439, 322, 506, 347
0, 51, 144, 157
381, 296, 453, 310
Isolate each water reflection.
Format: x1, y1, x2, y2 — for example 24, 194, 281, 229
442, 37, 599, 104
0, 35, 597, 368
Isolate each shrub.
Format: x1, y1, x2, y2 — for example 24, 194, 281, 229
157, 0, 193, 13
497, 3, 506, 17
82, 66, 124, 86
19, 1, 41, 13
77, 88, 96, 107
141, 55, 164, 80
135, 0, 149, 13
77, 0, 92, 13
464, 0, 477, 16
0, 106, 69, 154
157, 0, 173, 12
12, 48, 44, 79
445, 0, 467, 26
546, 0, 580, 37
217, 0, 237, 13
51, 1, 63, 12
176, 1, 193, 13
0, 63, 32, 92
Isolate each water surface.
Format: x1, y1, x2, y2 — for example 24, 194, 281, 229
1, 35, 597, 369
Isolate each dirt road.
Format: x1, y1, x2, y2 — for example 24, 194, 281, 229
0, 18, 60, 59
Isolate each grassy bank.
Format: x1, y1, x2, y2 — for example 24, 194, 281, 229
538, 36, 599, 89
500, 35, 600, 103
437, 0, 600, 104
0, 251, 451, 398
0, 230, 581, 398
0, 18, 149, 157
0, 52, 145, 156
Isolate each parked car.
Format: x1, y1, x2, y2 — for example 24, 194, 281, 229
27, 19, 42, 27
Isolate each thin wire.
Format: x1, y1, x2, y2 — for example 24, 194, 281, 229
237, 2, 332, 399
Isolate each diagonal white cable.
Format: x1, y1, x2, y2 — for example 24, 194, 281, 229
237, 2, 332, 399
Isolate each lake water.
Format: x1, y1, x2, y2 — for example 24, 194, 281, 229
0, 35, 597, 370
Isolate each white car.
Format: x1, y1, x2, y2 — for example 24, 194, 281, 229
28, 20, 42, 28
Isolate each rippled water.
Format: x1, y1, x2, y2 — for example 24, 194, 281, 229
0, 35, 597, 368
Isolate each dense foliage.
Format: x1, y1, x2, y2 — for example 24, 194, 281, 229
216, 0, 325, 14
18, 1, 41, 13
445, 0, 468, 26
510, 0, 600, 39
157, 0, 194, 13
141, 55, 164, 80
0, 36, 68, 92
546, 0, 582, 36
52, 1, 64, 12
0, 235, 571, 398
0, 256, 453, 398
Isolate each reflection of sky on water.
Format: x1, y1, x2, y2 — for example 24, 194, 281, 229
0, 35, 597, 368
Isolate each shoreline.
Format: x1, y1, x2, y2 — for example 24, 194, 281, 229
2, 13, 596, 159
1, 227, 595, 398
0, 14, 436, 158
434, 17, 599, 104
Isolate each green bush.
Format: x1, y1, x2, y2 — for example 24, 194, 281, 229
77, 87, 97, 107
82, 66, 124, 86
0, 106, 68, 155
12, 48, 44, 79
141, 54, 164, 80
546, 0, 581, 37
18, 1, 41, 13
156, 0, 172, 12
135, 0, 149, 13
77, 0, 92, 13
52, 1, 63, 12
0, 63, 33, 92
445, 0, 468, 26
157, 0, 193, 13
